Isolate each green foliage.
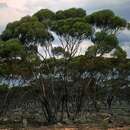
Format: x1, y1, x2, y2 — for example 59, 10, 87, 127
33, 9, 55, 22
56, 8, 86, 20
95, 32, 118, 44
86, 9, 126, 31
1, 21, 19, 41
0, 39, 24, 58
112, 46, 127, 59
95, 32, 119, 54
20, 15, 38, 23
80, 56, 113, 72
86, 45, 97, 57
51, 18, 92, 58
88, 32, 119, 56
51, 18, 92, 38
111, 16, 126, 29
17, 16, 54, 44
86, 9, 114, 26
0, 85, 9, 93
26, 53, 40, 65
55, 10, 65, 20
51, 47, 65, 56
1, 16, 39, 41
1, 16, 53, 46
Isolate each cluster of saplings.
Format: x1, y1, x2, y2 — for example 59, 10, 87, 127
0, 8, 130, 124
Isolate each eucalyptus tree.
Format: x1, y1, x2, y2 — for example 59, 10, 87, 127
85, 10, 128, 113
50, 18, 92, 119
85, 32, 120, 112
1, 15, 57, 122
33, 8, 93, 121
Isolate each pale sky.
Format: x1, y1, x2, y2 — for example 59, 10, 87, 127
0, 0, 130, 56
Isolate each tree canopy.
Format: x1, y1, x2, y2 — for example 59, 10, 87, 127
33, 9, 56, 22
0, 39, 24, 59
1, 16, 53, 46
86, 9, 127, 33
56, 8, 86, 20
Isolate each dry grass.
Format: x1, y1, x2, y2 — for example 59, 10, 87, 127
0, 126, 130, 130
